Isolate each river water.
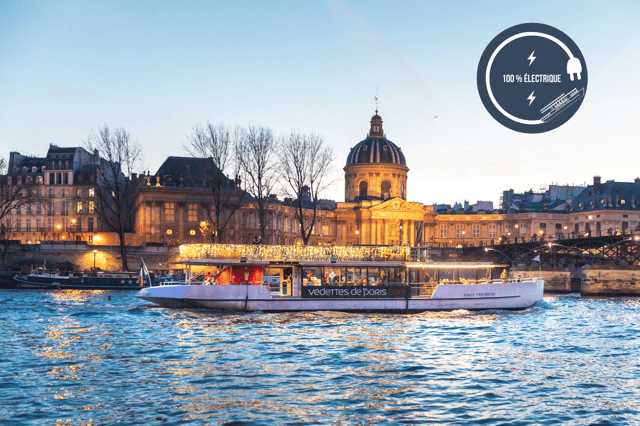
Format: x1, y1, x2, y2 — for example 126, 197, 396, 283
1, 289, 639, 425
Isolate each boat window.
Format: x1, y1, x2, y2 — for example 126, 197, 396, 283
440, 268, 454, 283
367, 268, 381, 285
459, 269, 477, 284
302, 267, 322, 286
323, 267, 342, 284
388, 267, 404, 284
344, 268, 356, 285
477, 268, 491, 282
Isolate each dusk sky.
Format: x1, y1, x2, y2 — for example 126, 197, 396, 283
2, 0, 639, 206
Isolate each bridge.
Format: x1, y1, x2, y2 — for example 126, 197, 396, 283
439, 234, 640, 268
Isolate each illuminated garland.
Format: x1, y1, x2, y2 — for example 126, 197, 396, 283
179, 244, 410, 262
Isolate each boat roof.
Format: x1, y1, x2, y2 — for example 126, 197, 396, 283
172, 258, 506, 268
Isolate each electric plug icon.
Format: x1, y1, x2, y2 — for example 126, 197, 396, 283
567, 57, 582, 81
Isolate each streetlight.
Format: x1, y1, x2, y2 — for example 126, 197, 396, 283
462, 230, 465, 247
56, 224, 62, 241
484, 247, 514, 272
93, 249, 97, 268
515, 224, 519, 242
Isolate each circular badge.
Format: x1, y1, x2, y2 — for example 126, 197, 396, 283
477, 23, 587, 133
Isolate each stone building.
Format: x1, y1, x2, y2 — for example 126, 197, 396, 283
4, 116, 640, 251
2, 145, 104, 244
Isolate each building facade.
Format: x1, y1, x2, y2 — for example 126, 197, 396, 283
3, 116, 640, 249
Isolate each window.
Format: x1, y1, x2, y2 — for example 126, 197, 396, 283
36, 218, 41, 231
89, 188, 95, 197
400, 183, 405, 199
77, 201, 83, 214
49, 188, 55, 198
440, 225, 447, 238
88, 217, 94, 232
622, 221, 629, 229
48, 217, 54, 231
62, 202, 69, 215
381, 181, 391, 199
36, 203, 42, 215
322, 221, 329, 236
439, 224, 447, 239
456, 224, 464, 238
165, 203, 175, 221
359, 181, 368, 198
26, 204, 32, 215
48, 202, 55, 215
472, 224, 480, 238
26, 218, 31, 231
63, 173, 69, 184
488, 223, 497, 238
25, 176, 32, 184
88, 201, 94, 214
15, 219, 21, 232
37, 176, 43, 184
15, 205, 21, 215
77, 189, 83, 197
187, 204, 198, 222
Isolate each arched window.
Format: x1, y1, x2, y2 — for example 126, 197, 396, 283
381, 180, 391, 200
359, 181, 368, 198
400, 183, 405, 199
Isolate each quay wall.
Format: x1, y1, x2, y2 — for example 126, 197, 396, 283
581, 269, 640, 296
1, 243, 180, 274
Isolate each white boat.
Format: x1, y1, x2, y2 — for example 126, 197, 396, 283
136, 244, 544, 312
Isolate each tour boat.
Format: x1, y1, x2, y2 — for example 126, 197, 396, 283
135, 244, 544, 312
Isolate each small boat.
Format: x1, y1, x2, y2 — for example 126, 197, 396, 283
13, 262, 153, 290
136, 244, 544, 312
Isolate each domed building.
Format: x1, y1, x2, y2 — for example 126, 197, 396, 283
344, 112, 409, 202
334, 111, 432, 246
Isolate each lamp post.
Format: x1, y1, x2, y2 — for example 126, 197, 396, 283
462, 230, 465, 247
399, 222, 404, 245
56, 224, 62, 241
515, 224, 519, 242
93, 249, 97, 268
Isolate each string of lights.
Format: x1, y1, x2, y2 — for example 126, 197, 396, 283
179, 244, 410, 262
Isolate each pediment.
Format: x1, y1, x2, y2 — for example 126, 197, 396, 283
368, 198, 425, 218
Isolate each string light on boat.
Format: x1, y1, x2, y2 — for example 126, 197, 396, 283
179, 244, 411, 263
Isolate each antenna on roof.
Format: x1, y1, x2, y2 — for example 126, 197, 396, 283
374, 87, 379, 113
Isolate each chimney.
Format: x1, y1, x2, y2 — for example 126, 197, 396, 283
594, 176, 601, 193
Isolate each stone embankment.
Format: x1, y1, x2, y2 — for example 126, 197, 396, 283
511, 267, 640, 296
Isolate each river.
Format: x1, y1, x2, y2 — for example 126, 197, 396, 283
1, 290, 639, 425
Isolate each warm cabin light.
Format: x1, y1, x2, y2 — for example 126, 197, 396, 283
179, 243, 411, 263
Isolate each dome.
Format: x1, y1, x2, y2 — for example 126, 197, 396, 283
345, 137, 407, 166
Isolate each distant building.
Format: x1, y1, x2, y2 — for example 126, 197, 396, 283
3, 145, 104, 244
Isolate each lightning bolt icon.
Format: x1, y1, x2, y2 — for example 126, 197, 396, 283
527, 50, 536, 66
527, 90, 536, 106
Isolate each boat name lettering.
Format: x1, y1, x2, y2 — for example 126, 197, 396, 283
463, 292, 497, 297
301, 285, 407, 299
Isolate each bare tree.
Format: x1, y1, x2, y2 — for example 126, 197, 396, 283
85, 125, 143, 271
184, 123, 244, 243
0, 157, 34, 267
235, 126, 278, 243
279, 132, 335, 245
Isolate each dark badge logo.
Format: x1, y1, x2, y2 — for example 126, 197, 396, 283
477, 23, 587, 133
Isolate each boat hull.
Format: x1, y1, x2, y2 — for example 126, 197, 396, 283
14, 275, 150, 290
136, 280, 544, 312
